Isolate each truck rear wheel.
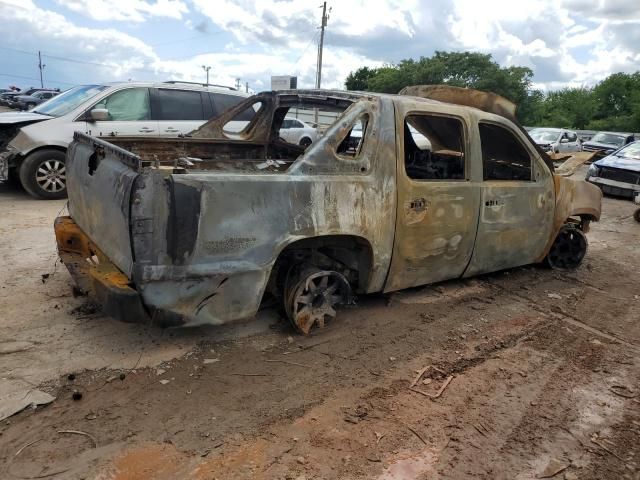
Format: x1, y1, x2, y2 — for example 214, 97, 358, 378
545, 225, 587, 270
19, 149, 67, 199
284, 265, 351, 335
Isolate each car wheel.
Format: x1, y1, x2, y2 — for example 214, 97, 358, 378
284, 264, 351, 335
26, 103, 36, 110
299, 137, 313, 148
19, 149, 68, 199
545, 225, 587, 270
634, 209, 640, 223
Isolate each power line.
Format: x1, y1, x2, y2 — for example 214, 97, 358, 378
0, 72, 75, 86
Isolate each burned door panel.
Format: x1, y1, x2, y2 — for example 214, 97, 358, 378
464, 118, 555, 276
385, 102, 481, 291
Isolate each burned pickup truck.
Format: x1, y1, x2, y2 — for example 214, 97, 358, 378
55, 86, 602, 334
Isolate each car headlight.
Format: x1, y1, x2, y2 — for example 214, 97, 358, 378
586, 164, 600, 179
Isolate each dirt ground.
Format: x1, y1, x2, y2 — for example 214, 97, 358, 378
0, 168, 639, 480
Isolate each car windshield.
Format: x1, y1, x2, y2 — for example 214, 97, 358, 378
614, 142, 640, 160
530, 130, 560, 142
32, 85, 108, 117
591, 133, 626, 147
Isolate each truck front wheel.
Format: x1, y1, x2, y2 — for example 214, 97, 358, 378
545, 225, 587, 270
284, 265, 351, 335
19, 149, 67, 199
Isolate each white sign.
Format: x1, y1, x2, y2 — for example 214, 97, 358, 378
271, 76, 297, 90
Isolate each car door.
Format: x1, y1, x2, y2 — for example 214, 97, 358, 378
463, 119, 555, 276
288, 119, 307, 144
278, 119, 295, 143
153, 88, 206, 136
88, 87, 157, 137
385, 104, 481, 292
566, 131, 580, 152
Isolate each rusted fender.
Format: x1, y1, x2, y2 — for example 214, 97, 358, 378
399, 85, 517, 123
537, 176, 602, 261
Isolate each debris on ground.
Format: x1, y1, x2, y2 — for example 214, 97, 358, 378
0, 389, 55, 421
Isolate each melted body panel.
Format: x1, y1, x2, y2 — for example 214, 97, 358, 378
57, 87, 602, 328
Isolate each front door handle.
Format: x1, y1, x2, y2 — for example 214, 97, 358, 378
164, 128, 180, 133
139, 127, 154, 133
409, 198, 427, 212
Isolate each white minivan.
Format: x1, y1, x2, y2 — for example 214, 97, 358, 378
0, 81, 250, 199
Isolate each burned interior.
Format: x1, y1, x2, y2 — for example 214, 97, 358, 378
104, 91, 364, 173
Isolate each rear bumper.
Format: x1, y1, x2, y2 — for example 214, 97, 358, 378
54, 216, 150, 323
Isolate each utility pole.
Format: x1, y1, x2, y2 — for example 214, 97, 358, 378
315, 2, 329, 125
235, 78, 241, 90
315, 2, 328, 89
245, 81, 249, 93
202, 65, 211, 85
38, 51, 45, 88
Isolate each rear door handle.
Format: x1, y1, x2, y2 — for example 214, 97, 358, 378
139, 127, 154, 133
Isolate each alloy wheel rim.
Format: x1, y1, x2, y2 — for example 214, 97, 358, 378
35, 160, 66, 193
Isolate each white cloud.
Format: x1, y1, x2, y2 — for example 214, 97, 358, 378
1, 0, 639, 92
55, 0, 189, 22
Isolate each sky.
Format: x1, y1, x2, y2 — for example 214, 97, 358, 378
0, 0, 638, 93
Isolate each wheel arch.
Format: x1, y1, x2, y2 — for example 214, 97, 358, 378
16, 144, 68, 169
268, 234, 376, 295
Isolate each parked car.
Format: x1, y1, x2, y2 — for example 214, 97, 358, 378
278, 116, 318, 147
54, 85, 602, 334
529, 128, 582, 153
586, 140, 640, 199
0, 88, 53, 107
14, 90, 59, 110
582, 131, 635, 158
0, 81, 250, 199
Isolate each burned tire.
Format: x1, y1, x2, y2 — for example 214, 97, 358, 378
634, 208, 640, 223
545, 226, 587, 270
284, 265, 351, 335
19, 149, 67, 199
299, 137, 312, 148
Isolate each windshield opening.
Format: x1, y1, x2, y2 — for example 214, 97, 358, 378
33, 85, 108, 117
615, 142, 640, 160
591, 133, 625, 147
530, 130, 560, 143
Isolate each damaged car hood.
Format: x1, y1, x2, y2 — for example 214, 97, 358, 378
0, 111, 53, 125
594, 155, 640, 173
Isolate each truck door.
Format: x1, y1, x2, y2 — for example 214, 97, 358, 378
385, 107, 481, 292
464, 120, 555, 276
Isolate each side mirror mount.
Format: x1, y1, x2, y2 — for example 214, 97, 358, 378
90, 108, 109, 122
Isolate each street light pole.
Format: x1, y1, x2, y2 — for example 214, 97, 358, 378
202, 65, 211, 85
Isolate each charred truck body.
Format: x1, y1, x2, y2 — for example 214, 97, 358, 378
55, 86, 602, 334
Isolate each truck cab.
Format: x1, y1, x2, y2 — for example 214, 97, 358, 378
55, 86, 602, 334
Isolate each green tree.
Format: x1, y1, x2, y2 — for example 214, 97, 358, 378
345, 53, 640, 131
345, 51, 533, 121
344, 66, 377, 91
